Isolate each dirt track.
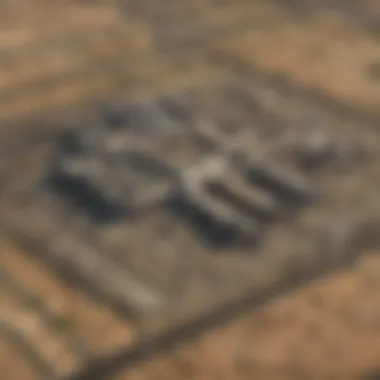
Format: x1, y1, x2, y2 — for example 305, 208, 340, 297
0, 1, 379, 380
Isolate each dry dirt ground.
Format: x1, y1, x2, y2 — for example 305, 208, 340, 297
0, 1, 379, 379
0, 0, 379, 124
122, 253, 380, 380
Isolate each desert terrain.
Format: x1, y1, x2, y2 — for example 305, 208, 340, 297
0, 1, 379, 380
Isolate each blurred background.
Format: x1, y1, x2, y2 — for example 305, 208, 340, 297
0, 1, 380, 380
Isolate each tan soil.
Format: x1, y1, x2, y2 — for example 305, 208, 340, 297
208, 11, 380, 112
120, 254, 380, 380
0, 241, 136, 378
0, 0, 378, 124
0, 338, 40, 380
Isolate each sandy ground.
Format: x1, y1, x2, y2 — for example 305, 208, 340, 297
0, 0, 378, 124
120, 253, 380, 380
0, 242, 136, 378
0, 1, 379, 379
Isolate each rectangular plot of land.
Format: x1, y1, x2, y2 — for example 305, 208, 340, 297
1, 74, 379, 342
